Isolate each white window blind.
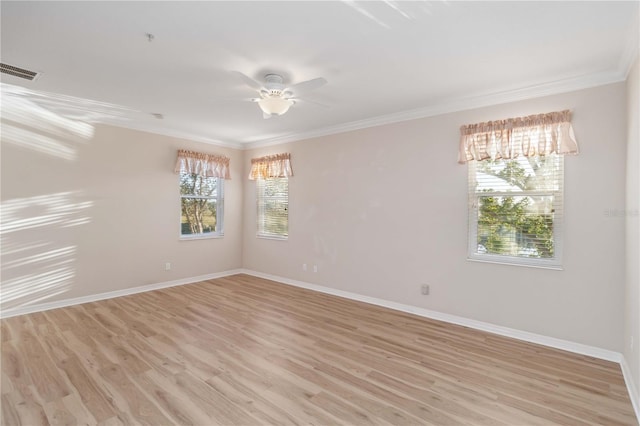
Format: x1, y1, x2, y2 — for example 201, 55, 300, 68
468, 154, 563, 268
257, 177, 288, 239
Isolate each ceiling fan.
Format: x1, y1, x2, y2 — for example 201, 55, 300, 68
234, 71, 327, 119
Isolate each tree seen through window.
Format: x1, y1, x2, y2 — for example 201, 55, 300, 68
474, 155, 561, 259
180, 172, 223, 236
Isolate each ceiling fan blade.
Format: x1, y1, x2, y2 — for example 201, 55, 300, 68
209, 97, 257, 103
232, 71, 263, 90
286, 77, 327, 95
263, 112, 272, 119
290, 97, 329, 108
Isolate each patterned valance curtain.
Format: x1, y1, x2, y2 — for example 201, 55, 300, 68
458, 110, 579, 164
248, 153, 293, 180
174, 149, 230, 179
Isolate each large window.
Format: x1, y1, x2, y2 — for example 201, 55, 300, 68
468, 154, 563, 268
180, 172, 223, 238
460, 110, 578, 268
257, 177, 288, 239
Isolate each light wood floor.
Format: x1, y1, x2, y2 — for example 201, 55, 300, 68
1, 274, 637, 426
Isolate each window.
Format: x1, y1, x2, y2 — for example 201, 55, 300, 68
179, 172, 223, 238
468, 154, 563, 268
459, 110, 578, 268
257, 177, 288, 239
174, 149, 229, 239
249, 152, 293, 239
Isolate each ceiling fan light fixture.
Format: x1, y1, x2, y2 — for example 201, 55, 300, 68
258, 95, 294, 116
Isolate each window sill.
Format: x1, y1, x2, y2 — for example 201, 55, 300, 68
467, 256, 563, 271
256, 233, 288, 241
180, 233, 224, 241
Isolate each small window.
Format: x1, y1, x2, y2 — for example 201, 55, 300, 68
468, 154, 563, 268
257, 177, 288, 239
179, 172, 223, 238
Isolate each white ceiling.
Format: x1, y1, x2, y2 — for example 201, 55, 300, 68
1, 1, 638, 148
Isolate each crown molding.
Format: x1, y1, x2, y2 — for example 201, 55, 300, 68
96, 67, 629, 152
103, 121, 245, 150
40, 66, 630, 152
243, 69, 626, 150
0, 82, 246, 150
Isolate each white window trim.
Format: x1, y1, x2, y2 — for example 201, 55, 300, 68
179, 174, 224, 240
180, 232, 225, 241
467, 158, 564, 270
256, 233, 288, 241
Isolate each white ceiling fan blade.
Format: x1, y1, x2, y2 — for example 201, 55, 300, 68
286, 77, 327, 95
232, 71, 263, 91
209, 96, 257, 103
290, 97, 329, 108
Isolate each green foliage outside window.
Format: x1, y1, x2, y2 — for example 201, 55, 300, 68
475, 156, 559, 259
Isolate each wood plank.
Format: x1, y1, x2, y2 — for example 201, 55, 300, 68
132, 369, 215, 425
96, 363, 172, 426
56, 355, 117, 422
1, 390, 49, 426
1, 274, 637, 425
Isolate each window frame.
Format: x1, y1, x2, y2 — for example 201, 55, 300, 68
256, 177, 289, 240
179, 172, 224, 240
467, 155, 564, 270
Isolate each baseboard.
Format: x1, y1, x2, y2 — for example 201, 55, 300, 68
621, 356, 640, 421
1, 267, 622, 363
239, 269, 622, 363
0, 269, 244, 319
2, 268, 636, 422
240, 269, 640, 421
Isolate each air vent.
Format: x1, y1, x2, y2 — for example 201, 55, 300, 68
1, 63, 39, 81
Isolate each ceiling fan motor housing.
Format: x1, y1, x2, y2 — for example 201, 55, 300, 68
263, 74, 286, 96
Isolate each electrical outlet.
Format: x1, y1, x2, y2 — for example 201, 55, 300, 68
421, 285, 429, 295
313, 265, 318, 273
303, 263, 307, 271
165, 262, 171, 271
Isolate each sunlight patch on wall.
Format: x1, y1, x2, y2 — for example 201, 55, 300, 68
1, 246, 76, 308
1, 192, 93, 234
1, 83, 139, 160
1, 124, 79, 161
1, 192, 93, 312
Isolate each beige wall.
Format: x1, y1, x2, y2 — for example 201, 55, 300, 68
0, 81, 630, 357
1, 123, 244, 311
243, 83, 628, 352
625, 56, 640, 398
